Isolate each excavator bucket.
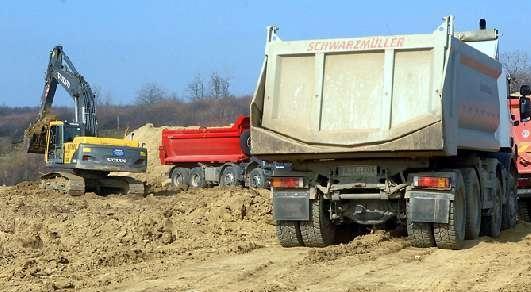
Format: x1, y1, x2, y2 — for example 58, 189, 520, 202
25, 115, 56, 154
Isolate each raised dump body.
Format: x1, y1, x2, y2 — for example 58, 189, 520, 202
251, 18, 506, 159
251, 17, 522, 250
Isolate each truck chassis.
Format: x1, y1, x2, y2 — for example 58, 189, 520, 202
273, 153, 518, 249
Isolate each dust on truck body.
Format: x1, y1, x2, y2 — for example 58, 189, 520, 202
250, 16, 521, 249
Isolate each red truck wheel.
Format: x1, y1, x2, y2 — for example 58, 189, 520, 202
220, 166, 240, 187
171, 168, 190, 188
249, 168, 267, 188
189, 167, 206, 188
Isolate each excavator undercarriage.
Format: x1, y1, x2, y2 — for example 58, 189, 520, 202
41, 171, 145, 196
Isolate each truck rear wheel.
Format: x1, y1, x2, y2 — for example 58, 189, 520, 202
249, 168, 267, 188
171, 168, 190, 188
189, 167, 206, 188
502, 179, 517, 229
276, 221, 304, 247
434, 172, 466, 249
406, 202, 435, 248
518, 200, 531, 222
299, 198, 336, 247
220, 165, 240, 187
482, 179, 502, 237
460, 168, 481, 239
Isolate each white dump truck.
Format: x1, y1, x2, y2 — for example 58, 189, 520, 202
250, 16, 530, 249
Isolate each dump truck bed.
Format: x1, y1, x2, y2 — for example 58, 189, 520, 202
251, 21, 505, 160
159, 116, 250, 164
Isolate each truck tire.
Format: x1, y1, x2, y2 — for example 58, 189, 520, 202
240, 130, 251, 156
171, 168, 190, 188
249, 167, 267, 188
406, 202, 435, 248
220, 165, 240, 187
460, 168, 481, 239
299, 198, 336, 247
482, 179, 502, 237
434, 172, 466, 249
189, 167, 206, 188
518, 200, 531, 222
276, 221, 304, 247
502, 178, 517, 229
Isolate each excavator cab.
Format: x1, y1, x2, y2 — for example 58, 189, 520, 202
45, 121, 81, 165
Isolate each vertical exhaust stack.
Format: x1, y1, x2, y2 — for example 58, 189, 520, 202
479, 18, 486, 30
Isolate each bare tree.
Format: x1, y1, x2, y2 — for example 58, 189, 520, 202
186, 74, 206, 100
501, 50, 531, 93
135, 83, 166, 105
209, 72, 231, 99
93, 85, 114, 106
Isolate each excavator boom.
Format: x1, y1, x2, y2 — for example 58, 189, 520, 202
25, 46, 97, 153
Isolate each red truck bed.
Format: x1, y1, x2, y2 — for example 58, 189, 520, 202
159, 116, 250, 165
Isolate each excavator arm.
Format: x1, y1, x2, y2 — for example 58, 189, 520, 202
25, 46, 97, 153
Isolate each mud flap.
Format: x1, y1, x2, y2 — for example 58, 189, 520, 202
273, 190, 310, 221
407, 191, 452, 223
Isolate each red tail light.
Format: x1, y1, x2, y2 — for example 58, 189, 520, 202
518, 177, 531, 188
82, 155, 93, 161
412, 176, 452, 190
271, 177, 304, 188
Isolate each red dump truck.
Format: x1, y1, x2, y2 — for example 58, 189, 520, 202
159, 116, 280, 188
511, 97, 531, 221
250, 17, 530, 249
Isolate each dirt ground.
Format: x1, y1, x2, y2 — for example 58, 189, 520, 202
1, 182, 531, 292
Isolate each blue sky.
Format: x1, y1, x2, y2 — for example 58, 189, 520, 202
1, 0, 530, 106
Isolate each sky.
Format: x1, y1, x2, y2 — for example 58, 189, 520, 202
1, 0, 530, 106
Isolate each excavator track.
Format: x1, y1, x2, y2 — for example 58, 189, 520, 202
40, 171, 145, 196
95, 175, 145, 196
41, 172, 85, 196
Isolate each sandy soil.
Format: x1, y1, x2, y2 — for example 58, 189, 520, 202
1, 182, 531, 292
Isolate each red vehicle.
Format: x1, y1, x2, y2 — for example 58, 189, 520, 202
510, 97, 531, 221
159, 116, 276, 188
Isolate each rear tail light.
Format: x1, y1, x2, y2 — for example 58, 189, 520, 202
412, 176, 452, 190
82, 155, 93, 161
271, 177, 304, 188
518, 177, 531, 188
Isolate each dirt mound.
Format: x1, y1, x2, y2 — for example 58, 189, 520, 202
0, 184, 274, 291
3, 180, 531, 292
123, 123, 179, 187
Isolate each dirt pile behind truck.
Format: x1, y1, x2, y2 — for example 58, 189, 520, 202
124, 123, 184, 188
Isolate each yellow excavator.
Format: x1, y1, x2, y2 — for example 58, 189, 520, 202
25, 46, 147, 195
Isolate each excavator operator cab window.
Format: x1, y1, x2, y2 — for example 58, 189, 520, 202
63, 123, 81, 143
